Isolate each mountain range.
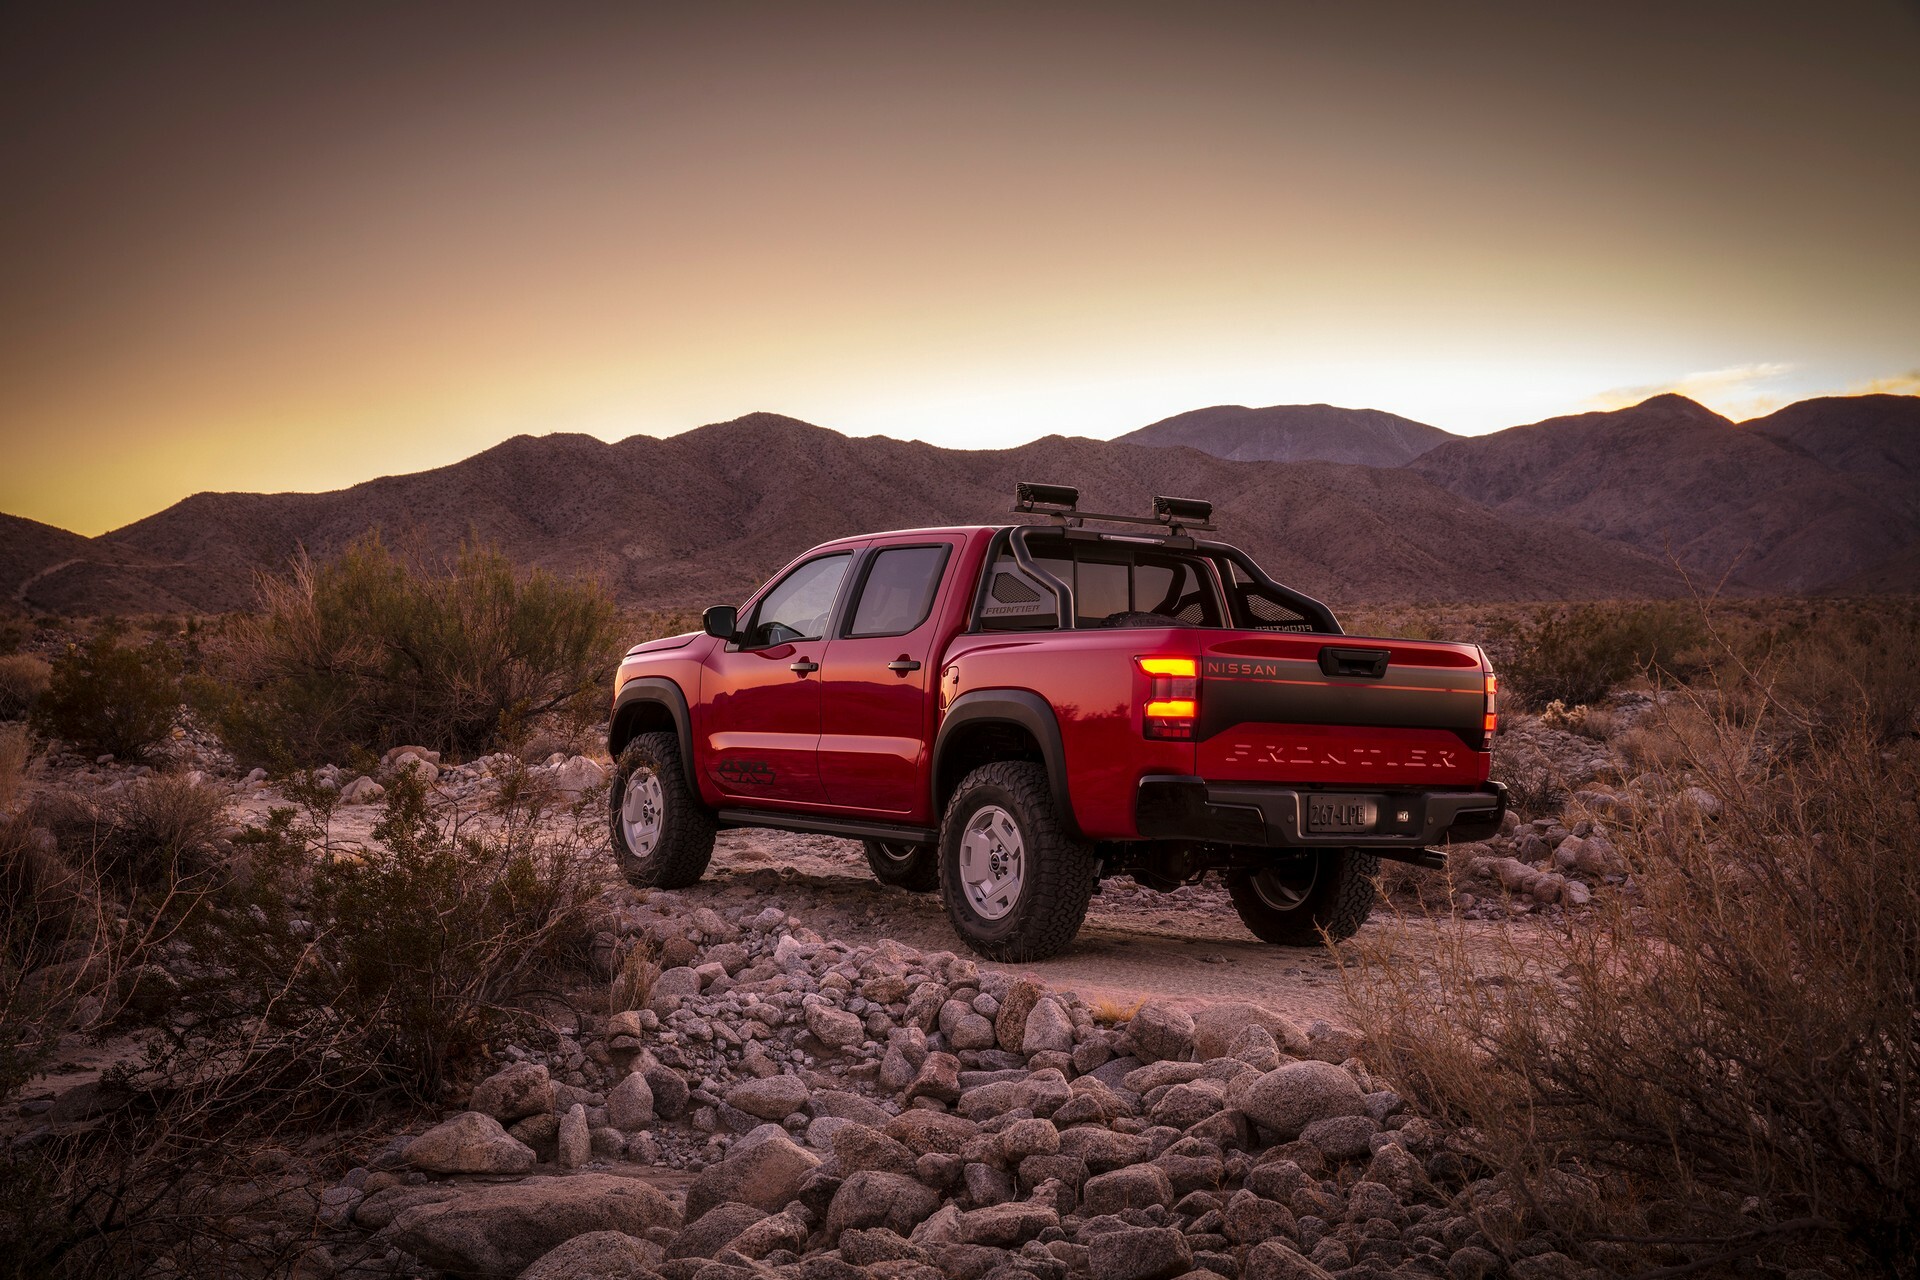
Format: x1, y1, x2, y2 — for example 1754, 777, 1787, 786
3, 393, 1915, 616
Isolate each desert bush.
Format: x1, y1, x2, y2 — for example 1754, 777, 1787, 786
1343, 680, 1920, 1274
31, 774, 229, 906
1763, 602, 1920, 749
1491, 602, 1705, 710
203, 533, 619, 767
177, 764, 609, 1110
0, 653, 51, 719
28, 628, 181, 761
0, 723, 27, 811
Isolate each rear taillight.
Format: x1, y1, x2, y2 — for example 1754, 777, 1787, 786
1138, 656, 1198, 740
1482, 671, 1499, 750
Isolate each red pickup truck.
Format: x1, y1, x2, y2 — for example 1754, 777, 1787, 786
608, 484, 1504, 961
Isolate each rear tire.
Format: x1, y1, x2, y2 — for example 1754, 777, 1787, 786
610, 732, 716, 889
939, 761, 1097, 961
864, 840, 940, 892
1227, 850, 1378, 945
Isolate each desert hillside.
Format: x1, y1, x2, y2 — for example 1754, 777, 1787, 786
1408, 394, 1920, 592
9, 417, 1682, 614
1116, 404, 1456, 467
7, 391, 1918, 616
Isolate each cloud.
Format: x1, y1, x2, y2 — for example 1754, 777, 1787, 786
1584, 363, 1797, 419
1850, 370, 1920, 397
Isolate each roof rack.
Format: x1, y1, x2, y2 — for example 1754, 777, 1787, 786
1011, 482, 1215, 534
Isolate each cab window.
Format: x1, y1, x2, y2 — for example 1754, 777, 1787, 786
846, 545, 951, 638
744, 553, 851, 647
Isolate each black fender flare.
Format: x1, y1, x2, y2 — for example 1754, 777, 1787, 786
609, 676, 695, 770
932, 689, 1080, 837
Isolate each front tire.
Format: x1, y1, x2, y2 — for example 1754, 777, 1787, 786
1226, 850, 1378, 945
610, 732, 716, 889
864, 840, 940, 892
939, 762, 1097, 962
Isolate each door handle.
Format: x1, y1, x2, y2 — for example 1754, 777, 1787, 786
886, 659, 921, 675
789, 659, 818, 676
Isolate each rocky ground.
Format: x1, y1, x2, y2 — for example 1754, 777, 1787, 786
10, 696, 1694, 1280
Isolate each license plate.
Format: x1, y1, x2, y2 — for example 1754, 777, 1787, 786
1306, 794, 1377, 834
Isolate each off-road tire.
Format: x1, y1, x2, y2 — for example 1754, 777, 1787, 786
1227, 850, 1378, 945
939, 761, 1098, 961
610, 732, 716, 889
864, 839, 940, 892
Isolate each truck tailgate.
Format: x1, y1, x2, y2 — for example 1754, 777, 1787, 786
1196, 633, 1489, 786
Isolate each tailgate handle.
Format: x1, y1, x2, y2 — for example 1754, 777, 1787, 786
1319, 646, 1390, 679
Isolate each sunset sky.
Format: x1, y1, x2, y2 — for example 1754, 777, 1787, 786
2, 1, 1916, 535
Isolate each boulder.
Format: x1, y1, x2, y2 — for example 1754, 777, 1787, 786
519, 1230, 663, 1280
685, 1130, 822, 1220
727, 1211, 811, 1261
1128, 1002, 1195, 1062
994, 979, 1044, 1052
606, 1071, 656, 1129
557, 1103, 590, 1169
552, 755, 607, 794
726, 1074, 809, 1120
884, 1109, 978, 1155
469, 1061, 555, 1122
831, 1123, 920, 1177
1236, 1061, 1369, 1141
1082, 1164, 1175, 1216
1189, 1001, 1303, 1060
644, 1063, 690, 1119
404, 1112, 536, 1174
1020, 998, 1076, 1055
824, 1170, 942, 1242
1245, 1238, 1336, 1280
902, 1052, 962, 1104
665, 1202, 769, 1259
1090, 1225, 1192, 1280
1300, 1113, 1376, 1161
379, 1174, 678, 1277
954, 1199, 1059, 1247
1223, 1188, 1299, 1246
807, 1002, 866, 1050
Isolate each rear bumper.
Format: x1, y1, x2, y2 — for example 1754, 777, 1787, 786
1135, 776, 1506, 847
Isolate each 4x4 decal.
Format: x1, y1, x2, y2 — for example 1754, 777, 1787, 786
717, 758, 776, 785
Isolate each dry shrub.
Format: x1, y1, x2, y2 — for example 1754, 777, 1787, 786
0, 722, 27, 811
1491, 602, 1705, 710
29, 626, 182, 761
1764, 603, 1920, 750
201, 533, 618, 767
610, 936, 663, 1014
1342, 678, 1920, 1275
1089, 995, 1144, 1025
0, 652, 51, 719
178, 765, 610, 1111
0, 768, 605, 1276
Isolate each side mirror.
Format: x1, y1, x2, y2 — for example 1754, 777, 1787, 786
702, 604, 739, 641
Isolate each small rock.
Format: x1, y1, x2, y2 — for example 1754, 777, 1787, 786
557, 1103, 590, 1168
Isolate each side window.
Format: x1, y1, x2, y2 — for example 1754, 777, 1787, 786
978, 546, 1064, 631
746, 553, 852, 646
847, 545, 951, 638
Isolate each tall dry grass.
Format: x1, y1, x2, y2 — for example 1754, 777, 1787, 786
1341, 620, 1920, 1274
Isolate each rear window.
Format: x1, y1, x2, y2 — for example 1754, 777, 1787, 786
977, 537, 1224, 631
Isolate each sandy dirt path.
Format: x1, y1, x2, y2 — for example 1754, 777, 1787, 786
657, 826, 1528, 1025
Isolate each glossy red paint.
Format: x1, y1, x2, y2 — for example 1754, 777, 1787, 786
613, 521, 1495, 839
817, 532, 969, 819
